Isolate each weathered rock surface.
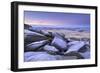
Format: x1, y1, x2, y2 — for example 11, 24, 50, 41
41, 30, 52, 37
80, 51, 90, 59
66, 41, 86, 53
51, 33, 68, 52
78, 44, 89, 53
24, 52, 57, 62
24, 24, 90, 61
24, 52, 78, 62
43, 45, 59, 52
64, 51, 84, 59
25, 40, 49, 52
24, 29, 48, 44
29, 27, 42, 34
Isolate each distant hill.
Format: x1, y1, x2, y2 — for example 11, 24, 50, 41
24, 24, 90, 32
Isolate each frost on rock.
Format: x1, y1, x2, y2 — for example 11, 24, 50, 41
51, 33, 68, 52
24, 52, 57, 62
25, 40, 49, 52
43, 45, 59, 52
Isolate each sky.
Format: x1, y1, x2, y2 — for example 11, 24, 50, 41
24, 11, 90, 28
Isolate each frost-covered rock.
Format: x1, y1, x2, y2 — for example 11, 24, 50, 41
24, 52, 57, 62
24, 29, 48, 43
78, 44, 89, 53
51, 34, 68, 52
25, 40, 49, 52
24, 29, 46, 38
24, 52, 78, 62
29, 27, 42, 34
64, 51, 84, 59
51, 32, 65, 38
66, 41, 86, 53
55, 55, 77, 60
67, 41, 80, 46
80, 51, 90, 59
43, 45, 59, 52
41, 30, 52, 37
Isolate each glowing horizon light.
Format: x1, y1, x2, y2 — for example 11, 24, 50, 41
24, 11, 90, 27
25, 19, 61, 26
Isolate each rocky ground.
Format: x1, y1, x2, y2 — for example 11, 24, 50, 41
24, 24, 90, 62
